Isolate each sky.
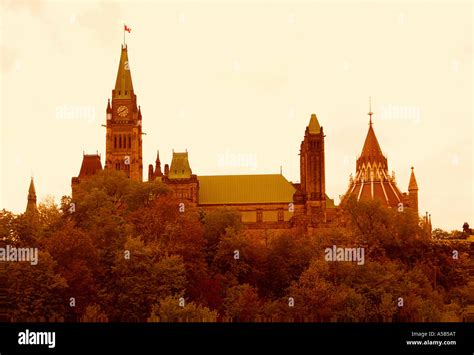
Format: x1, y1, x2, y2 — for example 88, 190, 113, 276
0, 0, 472, 231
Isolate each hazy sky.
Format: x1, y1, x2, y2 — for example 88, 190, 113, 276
0, 0, 472, 231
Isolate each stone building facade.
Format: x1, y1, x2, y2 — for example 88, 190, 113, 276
70, 45, 422, 235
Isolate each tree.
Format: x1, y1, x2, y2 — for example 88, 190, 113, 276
6, 251, 67, 321
81, 304, 108, 322
153, 254, 188, 297
432, 228, 449, 240
129, 197, 208, 302
37, 195, 62, 232
212, 228, 265, 288
287, 259, 353, 321
343, 197, 432, 266
260, 232, 315, 298
202, 208, 242, 263
149, 296, 218, 322
101, 236, 188, 321
223, 284, 261, 321
42, 220, 99, 315
0, 209, 16, 244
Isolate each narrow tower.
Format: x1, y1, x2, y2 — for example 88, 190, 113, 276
25, 177, 38, 214
148, 150, 163, 181
299, 113, 326, 223
408, 167, 419, 214
105, 45, 143, 181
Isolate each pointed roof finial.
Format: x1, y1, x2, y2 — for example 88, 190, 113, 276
114, 45, 134, 98
26, 176, 38, 214
28, 177, 36, 195
408, 166, 418, 190
368, 96, 374, 125
308, 113, 321, 134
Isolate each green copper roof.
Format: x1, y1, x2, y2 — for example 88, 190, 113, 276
198, 174, 296, 205
308, 113, 321, 134
169, 152, 192, 179
114, 46, 134, 98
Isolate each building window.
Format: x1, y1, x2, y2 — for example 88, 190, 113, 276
278, 209, 284, 222
119, 135, 122, 148
114, 135, 117, 149
257, 210, 263, 223
128, 135, 131, 148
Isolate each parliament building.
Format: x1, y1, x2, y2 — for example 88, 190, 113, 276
69, 45, 422, 235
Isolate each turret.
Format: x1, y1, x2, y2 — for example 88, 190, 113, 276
25, 177, 38, 214
408, 166, 419, 214
299, 113, 326, 224
155, 150, 162, 177
106, 99, 112, 121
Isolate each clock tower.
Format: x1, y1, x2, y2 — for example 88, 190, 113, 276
105, 45, 143, 181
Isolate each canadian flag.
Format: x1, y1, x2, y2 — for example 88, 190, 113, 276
124, 24, 131, 33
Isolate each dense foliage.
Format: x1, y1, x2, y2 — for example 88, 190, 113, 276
1, 170, 470, 322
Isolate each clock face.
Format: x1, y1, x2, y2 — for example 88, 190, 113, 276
117, 105, 129, 117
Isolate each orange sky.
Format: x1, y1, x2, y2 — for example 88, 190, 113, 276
0, 0, 472, 230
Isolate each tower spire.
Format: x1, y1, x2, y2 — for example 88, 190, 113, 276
368, 96, 373, 125
155, 150, 163, 176
26, 177, 38, 214
106, 43, 143, 182
114, 45, 134, 98
308, 113, 321, 134
408, 166, 418, 191
155, 150, 161, 165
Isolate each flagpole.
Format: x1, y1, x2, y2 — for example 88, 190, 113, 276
123, 24, 125, 47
